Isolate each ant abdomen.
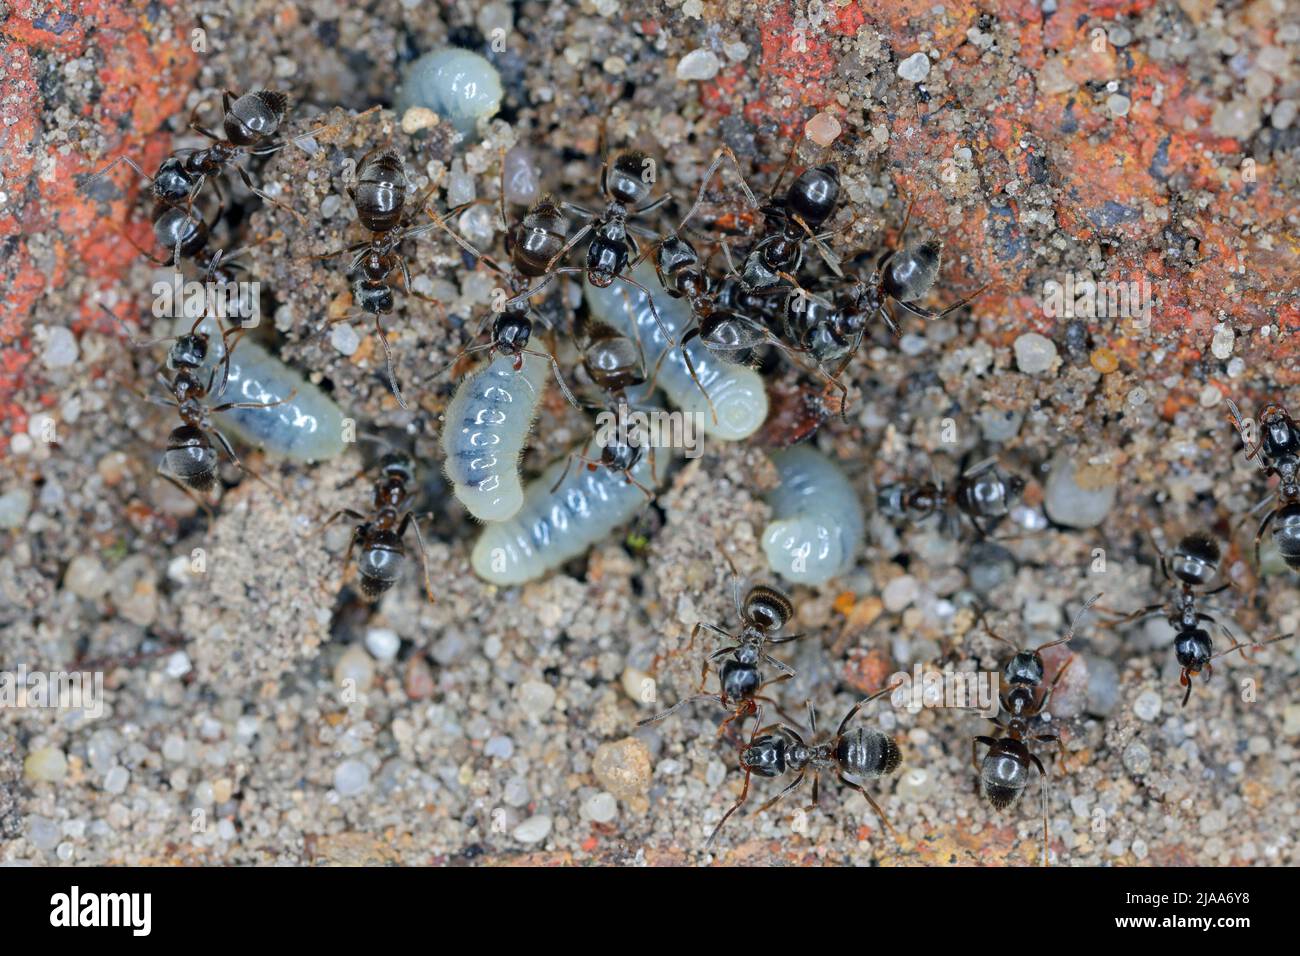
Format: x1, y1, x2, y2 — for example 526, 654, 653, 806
881, 240, 942, 303
744, 585, 794, 632
353, 150, 407, 233
164, 426, 218, 491
223, 90, 288, 146
980, 744, 1029, 810
835, 728, 901, 779
606, 151, 653, 206
1271, 503, 1300, 569
153, 207, 209, 260
358, 532, 405, 600
1168, 532, 1221, 586
786, 164, 840, 228
513, 197, 568, 277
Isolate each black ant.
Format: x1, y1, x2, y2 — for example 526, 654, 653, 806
831, 199, 990, 335
1098, 530, 1292, 706
971, 594, 1100, 865
727, 141, 845, 292
104, 306, 289, 525
85, 90, 306, 248
1227, 399, 1300, 569
321, 451, 435, 603
639, 573, 804, 739
706, 684, 903, 850
549, 315, 658, 499
877, 455, 1026, 539
314, 147, 449, 409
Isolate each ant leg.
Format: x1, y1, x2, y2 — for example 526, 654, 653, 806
835, 680, 905, 736
755, 771, 806, 816
521, 346, 580, 409
677, 145, 759, 234
400, 512, 437, 605
765, 133, 804, 205
789, 213, 844, 277
892, 283, 991, 321
160, 472, 215, 530
971, 736, 993, 773
84, 154, 157, 192
839, 774, 899, 841
608, 272, 678, 348
1028, 752, 1052, 867
542, 219, 595, 273
372, 314, 409, 410
232, 163, 308, 225
548, 453, 582, 495
208, 387, 297, 414
208, 426, 284, 500
705, 768, 753, 850
317, 508, 366, 536
637, 692, 725, 728
1224, 398, 1265, 463
1251, 506, 1280, 569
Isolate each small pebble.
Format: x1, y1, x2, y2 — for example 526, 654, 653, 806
676, 48, 720, 81
41, 326, 79, 369
1272, 99, 1297, 130
897, 52, 931, 82
583, 792, 619, 823
1106, 94, 1131, 117
1090, 347, 1118, 374
1122, 740, 1151, 775
400, 105, 439, 134
319, 194, 341, 219
334, 644, 375, 694
513, 814, 552, 844
1210, 98, 1261, 140
1133, 689, 1162, 722
103, 766, 129, 795
24, 747, 67, 783
1210, 324, 1235, 359
1199, 384, 1222, 408
64, 554, 109, 600
364, 627, 401, 662
28, 816, 60, 851
882, 575, 919, 613
330, 323, 361, 357
516, 680, 557, 720
334, 760, 371, 797
502, 145, 540, 205
0, 488, 32, 529
1044, 454, 1116, 529
592, 737, 652, 800
805, 112, 842, 147
1085, 655, 1121, 716
1014, 332, 1058, 375
484, 736, 514, 759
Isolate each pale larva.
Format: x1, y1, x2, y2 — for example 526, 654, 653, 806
441, 351, 548, 522
583, 261, 768, 441
470, 437, 668, 585
762, 446, 864, 586
177, 316, 348, 462
395, 48, 503, 136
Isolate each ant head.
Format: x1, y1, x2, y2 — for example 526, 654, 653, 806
740, 735, 787, 778
378, 452, 416, 484
492, 312, 532, 352
224, 90, 288, 146
600, 439, 641, 473
720, 659, 761, 701
1260, 406, 1300, 460
786, 164, 840, 229
1174, 627, 1213, 673
1169, 532, 1221, 587
606, 151, 653, 206
743, 585, 794, 632
168, 333, 209, 371
1003, 649, 1044, 688
153, 157, 193, 204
